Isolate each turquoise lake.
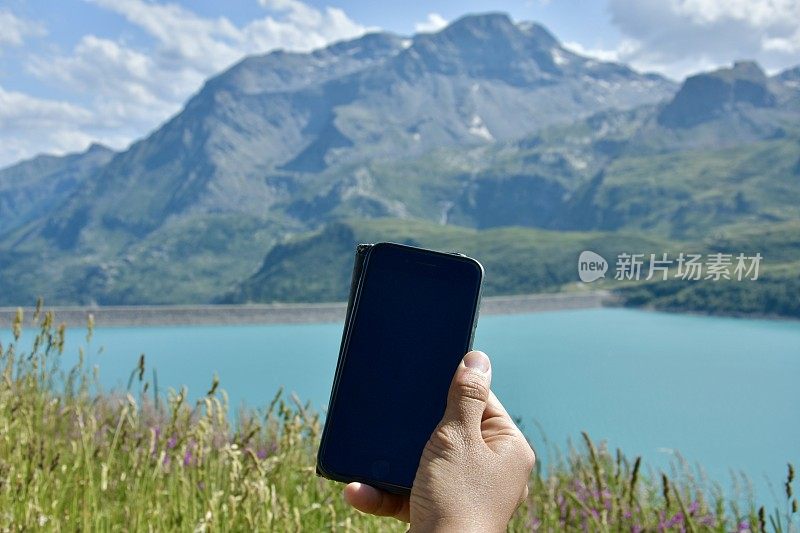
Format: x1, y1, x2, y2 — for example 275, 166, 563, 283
6, 308, 799, 501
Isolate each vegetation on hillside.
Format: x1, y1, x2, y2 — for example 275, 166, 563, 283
1, 305, 797, 530
616, 272, 800, 318
220, 218, 676, 303
223, 217, 800, 319
616, 221, 800, 318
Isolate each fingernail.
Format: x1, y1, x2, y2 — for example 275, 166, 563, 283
463, 351, 490, 373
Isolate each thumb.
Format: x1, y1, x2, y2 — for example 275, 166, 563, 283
440, 351, 492, 434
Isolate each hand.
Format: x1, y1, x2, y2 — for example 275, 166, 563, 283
343, 350, 535, 532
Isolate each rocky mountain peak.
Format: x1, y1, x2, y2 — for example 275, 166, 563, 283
658, 60, 776, 128
393, 12, 566, 83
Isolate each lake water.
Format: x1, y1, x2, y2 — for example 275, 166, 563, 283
6, 308, 799, 502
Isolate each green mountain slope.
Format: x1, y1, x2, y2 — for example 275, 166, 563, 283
220, 218, 677, 303
0, 144, 114, 236
225, 217, 800, 318
615, 220, 800, 317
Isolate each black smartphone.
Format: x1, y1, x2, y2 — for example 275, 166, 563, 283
317, 242, 484, 494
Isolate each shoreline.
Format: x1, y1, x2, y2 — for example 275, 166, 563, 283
0, 291, 615, 327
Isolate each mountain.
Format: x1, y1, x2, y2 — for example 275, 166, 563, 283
0, 13, 798, 307
0, 143, 114, 236
658, 61, 775, 128
28, 13, 675, 252
776, 65, 800, 86
399, 60, 800, 236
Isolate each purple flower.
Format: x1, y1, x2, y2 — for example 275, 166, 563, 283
665, 512, 684, 528
183, 448, 193, 467
699, 514, 715, 526
257, 448, 269, 460
167, 436, 177, 449
737, 521, 751, 532
151, 426, 161, 455
687, 501, 699, 515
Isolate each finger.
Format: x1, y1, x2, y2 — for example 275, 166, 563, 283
485, 390, 511, 421
481, 390, 522, 442
342, 482, 410, 522
440, 351, 492, 436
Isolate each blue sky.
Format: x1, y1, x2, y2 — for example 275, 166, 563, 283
1, 0, 799, 167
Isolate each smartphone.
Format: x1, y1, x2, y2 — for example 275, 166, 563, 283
317, 242, 484, 494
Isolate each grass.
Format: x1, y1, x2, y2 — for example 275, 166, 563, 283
1, 302, 798, 531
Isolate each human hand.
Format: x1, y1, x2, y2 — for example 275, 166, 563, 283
343, 350, 535, 532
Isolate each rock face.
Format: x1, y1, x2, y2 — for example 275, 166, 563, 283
658, 61, 776, 128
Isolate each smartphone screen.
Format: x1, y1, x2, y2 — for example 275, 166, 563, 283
318, 242, 483, 492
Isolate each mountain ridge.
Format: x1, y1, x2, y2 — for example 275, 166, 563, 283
0, 143, 114, 237
0, 13, 797, 307
21, 12, 678, 253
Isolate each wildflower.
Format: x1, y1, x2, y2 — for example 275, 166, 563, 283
694, 511, 715, 527
150, 426, 161, 456
665, 511, 684, 527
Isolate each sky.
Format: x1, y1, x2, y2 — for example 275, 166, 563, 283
0, 0, 799, 168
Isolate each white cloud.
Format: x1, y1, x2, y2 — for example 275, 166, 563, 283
244, 0, 369, 56
563, 38, 719, 79
0, 85, 97, 165
89, 0, 368, 73
671, 0, 799, 28
29, 34, 194, 125
0, 9, 46, 48
604, 0, 800, 79
763, 31, 800, 53
414, 13, 448, 33
0, 85, 92, 127
563, 39, 636, 63
1, 0, 367, 167
87, 0, 244, 74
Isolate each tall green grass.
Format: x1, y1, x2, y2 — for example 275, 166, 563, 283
1, 303, 797, 531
